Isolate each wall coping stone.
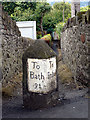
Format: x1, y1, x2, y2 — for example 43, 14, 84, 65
62, 10, 90, 33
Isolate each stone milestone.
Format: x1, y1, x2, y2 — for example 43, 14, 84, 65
22, 40, 59, 109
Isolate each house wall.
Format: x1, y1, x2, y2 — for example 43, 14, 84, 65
16, 21, 36, 39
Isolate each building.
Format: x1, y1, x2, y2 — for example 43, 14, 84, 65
16, 21, 36, 39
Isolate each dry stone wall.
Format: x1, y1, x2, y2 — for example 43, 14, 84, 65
0, 7, 34, 84
61, 10, 90, 85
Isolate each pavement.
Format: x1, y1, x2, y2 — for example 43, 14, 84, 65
1, 88, 89, 119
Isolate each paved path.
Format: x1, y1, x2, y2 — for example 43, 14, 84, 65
2, 89, 89, 119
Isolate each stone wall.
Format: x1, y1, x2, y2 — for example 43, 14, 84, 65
61, 10, 90, 85
0, 7, 34, 84
0, 3, 2, 81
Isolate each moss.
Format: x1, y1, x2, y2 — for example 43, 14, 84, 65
2, 73, 22, 97
58, 49, 74, 84
23, 37, 33, 41
77, 11, 86, 19
77, 10, 90, 24
2, 84, 15, 97
22, 40, 56, 59
58, 61, 73, 84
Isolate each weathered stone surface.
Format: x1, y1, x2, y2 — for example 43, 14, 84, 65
62, 10, 90, 33
22, 40, 59, 109
23, 40, 56, 59
61, 10, 90, 86
0, 8, 34, 85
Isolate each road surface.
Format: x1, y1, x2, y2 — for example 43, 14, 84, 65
2, 92, 89, 119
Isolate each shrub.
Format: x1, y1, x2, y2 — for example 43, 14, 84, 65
55, 22, 65, 39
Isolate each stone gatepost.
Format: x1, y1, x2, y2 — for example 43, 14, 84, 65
22, 40, 59, 109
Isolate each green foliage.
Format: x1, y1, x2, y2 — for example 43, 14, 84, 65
43, 2, 71, 33
53, 2, 71, 39
37, 34, 42, 39
53, 2, 71, 21
2, 1, 71, 36
2, 2, 37, 16
80, 6, 90, 12
11, 7, 34, 21
53, 2, 71, 10
33, 2, 51, 32
15, 2, 37, 11
55, 22, 65, 39
2, 2, 17, 15
41, 34, 51, 41
43, 9, 63, 30
35, 2, 51, 15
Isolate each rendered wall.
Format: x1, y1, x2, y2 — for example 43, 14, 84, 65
16, 21, 36, 39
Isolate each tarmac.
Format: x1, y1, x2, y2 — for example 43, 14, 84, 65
2, 87, 89, 119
